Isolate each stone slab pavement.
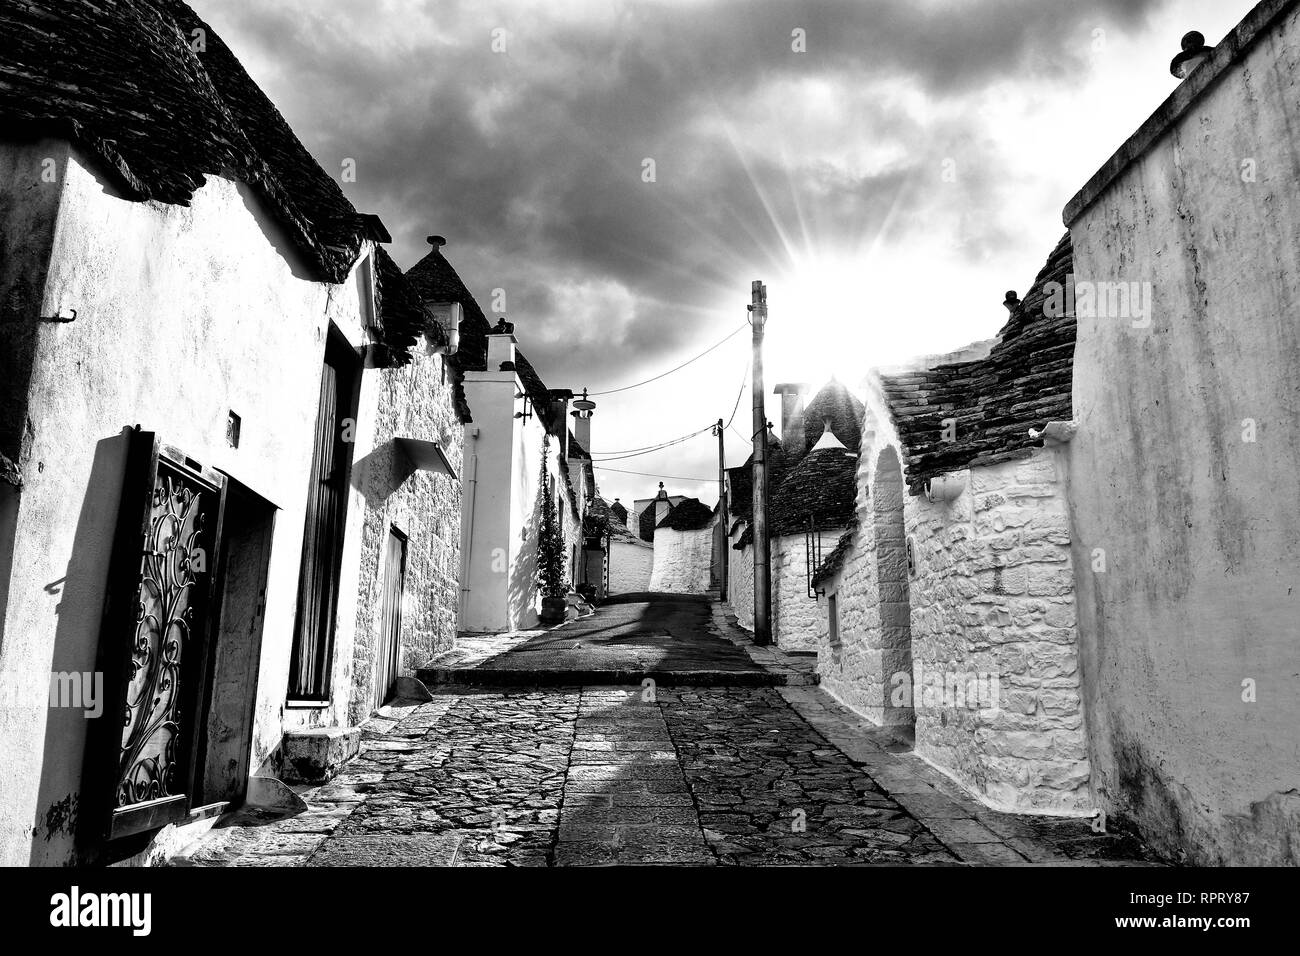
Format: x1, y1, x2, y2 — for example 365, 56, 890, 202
172, 683, 1159, 867
417, 592, 814, 686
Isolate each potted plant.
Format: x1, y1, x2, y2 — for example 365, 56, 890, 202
536, 436, 569, 625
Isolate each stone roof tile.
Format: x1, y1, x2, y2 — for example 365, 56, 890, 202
880, 233, 1075, 494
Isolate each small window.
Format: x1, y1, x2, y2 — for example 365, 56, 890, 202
828, 593, 840, 647
225, 410, 241, 448
907, 537, 917, 577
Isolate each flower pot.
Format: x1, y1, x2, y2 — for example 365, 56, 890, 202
540, 596, 567, 625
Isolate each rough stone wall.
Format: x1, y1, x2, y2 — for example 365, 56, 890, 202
348, 342, 463, 726
608, 536, 653, 594
649, 523, 715, 593
1065, 1, 1300, 863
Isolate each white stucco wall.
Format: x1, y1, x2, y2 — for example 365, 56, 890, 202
0, 147, 376, 864
1065, 2, 1300, 863
460, 357, 582, 633
649, 523, 715, 593
607, 536, 653, 594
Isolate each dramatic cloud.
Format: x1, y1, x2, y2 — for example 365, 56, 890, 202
197, 0, 1251, 504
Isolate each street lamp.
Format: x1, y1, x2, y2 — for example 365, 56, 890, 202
748, 280, 772, 646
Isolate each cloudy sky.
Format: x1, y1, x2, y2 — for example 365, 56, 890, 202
201, 0, 1251, 508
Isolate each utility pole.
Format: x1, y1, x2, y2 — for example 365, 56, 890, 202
748, 280, 772, 646
713, 417, 727, 602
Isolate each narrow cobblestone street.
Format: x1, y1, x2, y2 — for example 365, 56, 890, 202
175, 595, 1154, 867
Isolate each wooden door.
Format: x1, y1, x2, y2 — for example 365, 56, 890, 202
374, 527, 406, 711
289, 335, 359, 700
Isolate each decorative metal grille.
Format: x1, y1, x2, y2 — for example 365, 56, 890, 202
116, 462, 212, 809
804, 514, 825, 598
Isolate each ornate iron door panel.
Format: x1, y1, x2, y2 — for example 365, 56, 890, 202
91, 432, 226, 842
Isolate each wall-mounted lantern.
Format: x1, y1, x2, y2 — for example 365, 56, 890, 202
514, 390, 533, 423
426, 301, 462, 355
924, 474, 965, 504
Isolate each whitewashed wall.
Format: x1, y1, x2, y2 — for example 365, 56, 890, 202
608, 536, 652, 594
649, 523, 715, 593
1065, 1, 1300, 862
906, 451, 1090, 814
772, 530, 841, 652
0, 147, 375, 864
728, 531, 755, 632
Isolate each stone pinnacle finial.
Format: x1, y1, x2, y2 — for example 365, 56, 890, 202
1170, 31, 1213, 79
427, 235, 447, 249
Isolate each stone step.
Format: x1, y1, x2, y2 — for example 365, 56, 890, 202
415, 665, 786, 688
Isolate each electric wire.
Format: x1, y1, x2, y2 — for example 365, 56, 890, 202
592, 465, 717, 482
586, 323, 747, 396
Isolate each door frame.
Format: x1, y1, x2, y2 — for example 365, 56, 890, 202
374, 524, 408, 712
86, 430, 228, 842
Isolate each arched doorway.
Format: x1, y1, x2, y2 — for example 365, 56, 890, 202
873, 446, 914, 732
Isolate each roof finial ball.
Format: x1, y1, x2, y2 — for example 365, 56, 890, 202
1170, 31, 1213, 79
1004, 290, 1021, 313
427, 234, 447, 249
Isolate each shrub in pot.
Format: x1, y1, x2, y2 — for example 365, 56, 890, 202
536, 435, 569, 625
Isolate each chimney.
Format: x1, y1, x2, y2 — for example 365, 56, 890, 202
487, 317, 516, 370
571, 387, 596, 453
571, 409, 592, 453
549, 389, 573, 458
655, 482, 670, 527
773, 383, 810, 457
1170, 31, 1214, 79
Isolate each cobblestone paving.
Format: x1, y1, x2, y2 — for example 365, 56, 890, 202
177, 683, 1157, 867
663, 687, 956, 864
310, 688, 577, 866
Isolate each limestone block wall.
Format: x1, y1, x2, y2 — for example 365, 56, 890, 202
905, 449, 1090, 814
608, 536, 653, 594
813, 386, 1090, 814
348, 342, 464, 726
813, 397, 907, 726
649, 523, 715, 593
816, 444, 899, 723
772, 531, 840, 652
728, 534, 755, 631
